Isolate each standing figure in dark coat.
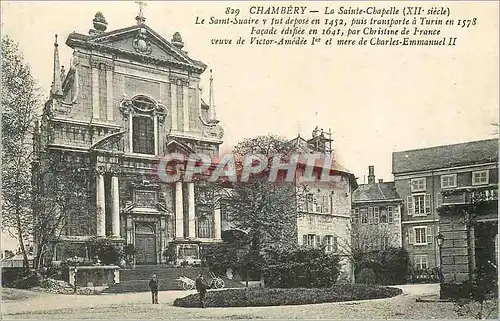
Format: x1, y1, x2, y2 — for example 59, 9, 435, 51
148, 274, 159, 304
195, 273, 209, 308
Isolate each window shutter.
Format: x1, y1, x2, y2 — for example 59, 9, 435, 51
302, 234, 308, 246
436, 193, 443, 209
407, 196, 414, 216
426, 226, 433, 244
425, 194, 431, 214
315, 235, 321, 248
408, 228, 414, 245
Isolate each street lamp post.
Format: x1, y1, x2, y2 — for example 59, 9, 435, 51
436, 232, 445, 283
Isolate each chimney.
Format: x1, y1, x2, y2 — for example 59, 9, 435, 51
368, 166, 375, 184
378, 179, 383, 183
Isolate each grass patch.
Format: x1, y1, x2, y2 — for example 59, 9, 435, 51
173, 283, 402, 308
2, 288, 41, 301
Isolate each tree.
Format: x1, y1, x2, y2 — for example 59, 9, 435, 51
232, 134, 293, 156
32, 156, 99, 268
1, 35, 41, 273
213, 135, 304, 278
230, 135, 301, 247
341, 221, 409, 283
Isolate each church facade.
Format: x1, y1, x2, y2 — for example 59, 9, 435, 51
34, 11, 224, 265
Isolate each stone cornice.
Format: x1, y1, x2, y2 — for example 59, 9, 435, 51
67, 37, 205, 74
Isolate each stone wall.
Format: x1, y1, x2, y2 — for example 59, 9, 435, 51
439, 207, 473, 299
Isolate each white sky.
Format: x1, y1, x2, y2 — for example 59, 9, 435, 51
1, 1, 498, 249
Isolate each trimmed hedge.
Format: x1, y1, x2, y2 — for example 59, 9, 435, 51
173, 284, 402, 308
263, 247, 341, 288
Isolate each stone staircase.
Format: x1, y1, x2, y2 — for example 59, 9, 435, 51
101, 265, 243, 293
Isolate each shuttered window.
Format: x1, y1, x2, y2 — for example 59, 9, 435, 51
374, 207, 380, 224
387, 206, 393, 223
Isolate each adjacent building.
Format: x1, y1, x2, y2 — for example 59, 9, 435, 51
34, 11, 225, 266
351, 166, 403, 251
289, 128, 357, 280
392, 139, 498, 291
221, 127, 358, 281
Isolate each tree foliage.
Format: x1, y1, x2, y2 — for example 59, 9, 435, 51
341, 222, 410, 284
262, 246, 341, 288
226, 135, 302, 256
232, 134, 293, 157
32, 155, 98, 267
1, 35, 41, 273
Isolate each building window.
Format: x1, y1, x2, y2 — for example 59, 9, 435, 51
414, 255, 428, 270
414, 227, 427, 245
407, 194, 431, 216
325, 235, 333, 252
197, 216, 213, 238
411, 178, 426, 192
472, 170, 489, 186
368, 207, 374, 224
304, 191, 330, 214
353, 208, 359, 224
132, 116, 155, 154
379, 209, 387, 223
381, 236, 389, 250
306, 234, 316, 247
374, 207, 380, 224
360, 208, 367, 224
387, 206, 394, 223
441, 174, 457, 189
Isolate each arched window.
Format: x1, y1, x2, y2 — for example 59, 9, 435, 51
135, 224, 155, 235
197, 216, 213, 239
131, 95, 155, 155
120, 94, 167, 156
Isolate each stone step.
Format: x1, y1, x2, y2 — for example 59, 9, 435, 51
102, 266, 244, 293
120, 266, 208, 281
102, 277, 245, 293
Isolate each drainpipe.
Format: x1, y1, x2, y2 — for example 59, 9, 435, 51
432, 170, 439, 269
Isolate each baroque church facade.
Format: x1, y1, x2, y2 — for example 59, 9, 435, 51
34, 11, 224, 265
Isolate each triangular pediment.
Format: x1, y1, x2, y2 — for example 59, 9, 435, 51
165, 139, 195, 155
66, 24, 206, 73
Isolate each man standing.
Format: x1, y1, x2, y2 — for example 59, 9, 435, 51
148, 274, 159, 304
195, 273, 209, 308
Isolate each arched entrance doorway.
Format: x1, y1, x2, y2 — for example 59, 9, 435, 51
135, 223, 156, 265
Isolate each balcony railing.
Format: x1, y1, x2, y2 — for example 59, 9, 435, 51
440, 185, 498, 207
471, 188, 498, 202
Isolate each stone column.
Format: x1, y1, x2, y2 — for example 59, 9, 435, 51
214, 207, 221, 240
170, 81, 178, 131
183, 83, 190, 132
175, 182, 184, 239
160, 218, 166, 263
106, 66, 114, 121
91, 62, 100, 119
96, 173, 106, 237
187, 182, 196, 238
111, 175, 120, 238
